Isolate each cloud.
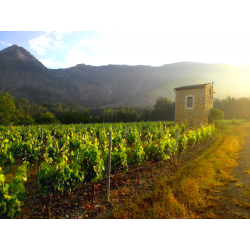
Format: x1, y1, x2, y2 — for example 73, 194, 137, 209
54, 31, 72, 40
54, 40, 67, 50
29, 35, 53, 55
29, 32, 69, 55
35, 31, 250, 69
75, 32, 249, 66
65, 49, 91, 67
76, 32, 174, 66
39, 58, 54, 67
0, 41, 12, 46
53, 61, 67, 68
38, 48, 88, 69
78, 37, 106, 51
38, 58, 68, 68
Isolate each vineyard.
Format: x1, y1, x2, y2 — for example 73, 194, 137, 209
0, 121, 216, 218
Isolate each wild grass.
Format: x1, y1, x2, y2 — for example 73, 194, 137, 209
215, 119, 245, 130
107, 123, 248, 219
216, 119, 245, 124
235, 183, 243, 188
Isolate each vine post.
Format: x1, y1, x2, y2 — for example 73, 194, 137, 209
37, 128, 43, 181
107, 131, 112, 202
125, 126, 127, 141
175, 128, 178, 166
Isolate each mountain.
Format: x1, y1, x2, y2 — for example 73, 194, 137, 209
0, 45, 44, 67
0, 45, 250, 107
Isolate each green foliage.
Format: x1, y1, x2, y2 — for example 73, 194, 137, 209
1, 121, 216, 214
36, 112, 58, 124
214, 96, 250, 120
0, 92, 16, 125
76, 140, 104, 183
214, 119, 244, 129
186, 130, 197, 147
61, 110, 92, 124
152, 97, 175, 121
144, 136, 171, 163
126, 127, 140, 144
208, 108, 224, 123
15, 112, 34, 125
177, 134, 188, 153
39, 156, 84, 196
128, 141, 145, 167
5, 90, 250, 126
144, 139, 159, 162
0, 162, 27, 219
0, 137, 15, 166
0, 91, 177, 125
111, 139, 128, 173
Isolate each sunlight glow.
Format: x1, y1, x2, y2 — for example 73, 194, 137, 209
57, 31, 250, 68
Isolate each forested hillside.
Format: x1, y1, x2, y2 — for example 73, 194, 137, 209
1, 45, 250, 108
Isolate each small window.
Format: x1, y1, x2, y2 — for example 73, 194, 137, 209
187, 96, 193, 108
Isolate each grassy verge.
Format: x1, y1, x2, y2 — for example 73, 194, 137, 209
107, 123, 248, 219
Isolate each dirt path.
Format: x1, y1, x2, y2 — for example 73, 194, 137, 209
208, 132, 250, 219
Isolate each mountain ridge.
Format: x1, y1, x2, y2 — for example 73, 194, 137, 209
0, 45, 250, 107
0, 45, 45, 67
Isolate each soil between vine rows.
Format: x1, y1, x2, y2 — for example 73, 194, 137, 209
21, 139, 215, 219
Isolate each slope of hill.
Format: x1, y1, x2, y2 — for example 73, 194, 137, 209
0, 45, 250, 107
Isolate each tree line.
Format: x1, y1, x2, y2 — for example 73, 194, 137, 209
214, 96, 250, 120
0, 92, 175, 125
1, 91, 249, 125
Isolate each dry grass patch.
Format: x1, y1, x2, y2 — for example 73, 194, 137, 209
235, 183, 243, 188
244, 169, 250, 175
106, 123, 248, 219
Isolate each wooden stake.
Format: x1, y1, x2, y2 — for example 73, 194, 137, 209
125, 126, 127, 141
38, 128, 43, 182
175, 128, 178, 166
137, 165, 140, 184
114, 174, 119, 190
107, 131, 112, 202
48, 195, 52, 219
92, 183, 96, 205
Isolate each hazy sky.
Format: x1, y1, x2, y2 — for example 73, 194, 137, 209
1, 31, 250, 69
1, 0, 250, 69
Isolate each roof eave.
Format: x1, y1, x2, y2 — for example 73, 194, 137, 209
174, 83, 211, 92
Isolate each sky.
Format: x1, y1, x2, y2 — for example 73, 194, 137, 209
2, 31, 250, 69
1, 0, 250, 69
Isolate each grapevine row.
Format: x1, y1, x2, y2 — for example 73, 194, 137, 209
0, 122, 216, 218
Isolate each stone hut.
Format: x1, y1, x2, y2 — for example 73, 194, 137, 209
174, 83, 214, 127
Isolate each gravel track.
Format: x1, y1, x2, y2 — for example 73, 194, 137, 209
207, 129, 250, 219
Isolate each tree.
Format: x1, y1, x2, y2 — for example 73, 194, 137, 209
36, 112, 58, 124
139, 108, 152, 121
152, 97, 175, 121
208, 108, 224, 123
0, 92, 16, 125
15, 111, 34, 125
